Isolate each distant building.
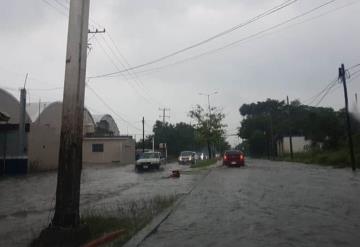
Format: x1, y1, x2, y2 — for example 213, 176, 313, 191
1, 88, 135, 173
27, 101, 97, 171
277, 136, 311, 155
28, 101, 135, 171
93, 114, 120, 136
83, 136, 135, 165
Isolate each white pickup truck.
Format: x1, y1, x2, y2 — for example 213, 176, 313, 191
135, 152, 163, 171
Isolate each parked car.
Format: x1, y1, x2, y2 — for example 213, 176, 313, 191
135, 151, 163, 171
178, 151, 197, 165
223, 150, 245, 167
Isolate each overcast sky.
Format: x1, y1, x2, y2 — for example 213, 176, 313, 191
1, 0, 360, 146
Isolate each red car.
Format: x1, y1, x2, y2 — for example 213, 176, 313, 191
223, 150, 245, 167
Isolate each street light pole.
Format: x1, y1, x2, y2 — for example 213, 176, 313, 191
198, 91, 218, 158
199, 91, 218, 115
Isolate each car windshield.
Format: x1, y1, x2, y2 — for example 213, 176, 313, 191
180, 151, 193, 156
142, 152, 159, 159
225, 151, 242, 155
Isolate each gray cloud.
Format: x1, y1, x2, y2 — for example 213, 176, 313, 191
1, 0, 359, 146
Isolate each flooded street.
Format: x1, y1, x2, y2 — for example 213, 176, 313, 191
0, 162, 203, 247
140, 159, 360, 247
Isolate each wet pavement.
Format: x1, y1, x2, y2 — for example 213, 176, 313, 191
140, 159, 360, 247
0, 162, 203, 247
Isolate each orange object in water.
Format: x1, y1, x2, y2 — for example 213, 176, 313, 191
171, 170, 180, 178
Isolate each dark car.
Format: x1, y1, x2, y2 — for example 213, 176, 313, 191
223, 150, 245, 167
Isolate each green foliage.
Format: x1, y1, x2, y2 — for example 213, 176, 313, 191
190, 158, 218, 168
189, 105, 228, 157
238, 98, 348, 157
278, 149, 359, 168
80, 195, 177, 246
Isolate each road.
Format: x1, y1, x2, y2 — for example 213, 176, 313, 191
0, 162, 203, 247
140, 159, 360, 247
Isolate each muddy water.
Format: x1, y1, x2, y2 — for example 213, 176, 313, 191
141, 159, 360, 247
0, 162, 201, 246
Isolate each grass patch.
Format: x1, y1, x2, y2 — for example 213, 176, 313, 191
277, 149, 360, 168
81, 195, 177, 246
32, 195, 177, 247
191, 158, 218, 168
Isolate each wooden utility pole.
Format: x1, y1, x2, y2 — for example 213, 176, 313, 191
52, 0, 90, 227
287, 96, 294, 160
142, 117, 145, 153
339, 64, 356, 171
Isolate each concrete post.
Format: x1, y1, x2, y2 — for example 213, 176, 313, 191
52, 0, 90, 227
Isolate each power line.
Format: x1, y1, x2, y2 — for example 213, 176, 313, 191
89, 0, 299, 78
92, 35, 158, 106
105, 0, 358, 77
40, 0, 68, 17
304, 63, 360, 107
304, 78, 338, 105
98, 34, 164, 107
104, 33, 165, 106
52, 0, 69, 10
313, 81, 338, 107
93, 0, 339, 79
86, 83, 142, 131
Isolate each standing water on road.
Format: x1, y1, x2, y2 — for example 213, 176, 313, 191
0, 162, 204, 246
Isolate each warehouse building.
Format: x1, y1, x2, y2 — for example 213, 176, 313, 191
1, 88, 135, 173
0, 88, 30, 175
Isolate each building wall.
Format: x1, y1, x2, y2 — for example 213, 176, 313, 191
83, 138, 135, 165
278, 136, 311, 155
28, 124, 60, 171
28, 102, 96, 171
0, 89, 31, 124
0, 130, 21, 157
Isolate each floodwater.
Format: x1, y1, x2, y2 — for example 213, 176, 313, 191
0, 162, 202, 247
140, 159, 360, 247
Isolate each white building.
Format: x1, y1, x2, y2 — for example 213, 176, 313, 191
277, 136, 312, 155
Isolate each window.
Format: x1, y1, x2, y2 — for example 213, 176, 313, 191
92, 143, 104, 152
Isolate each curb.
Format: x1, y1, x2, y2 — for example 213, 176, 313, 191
122, 195, 183, 247
123, 166, 214, 247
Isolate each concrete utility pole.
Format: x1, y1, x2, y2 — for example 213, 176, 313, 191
159, 108, 170, 124
142, 117, 145, 153
52, 0, 90, 227
152, 136, 155, 152
287, 96, 294, 160
339, 64, 356, 171
18, 87, 27, 156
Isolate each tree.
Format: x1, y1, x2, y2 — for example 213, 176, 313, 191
238, 99, 346, 157
136, 121, 199, 156
189, 105, 227, 158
